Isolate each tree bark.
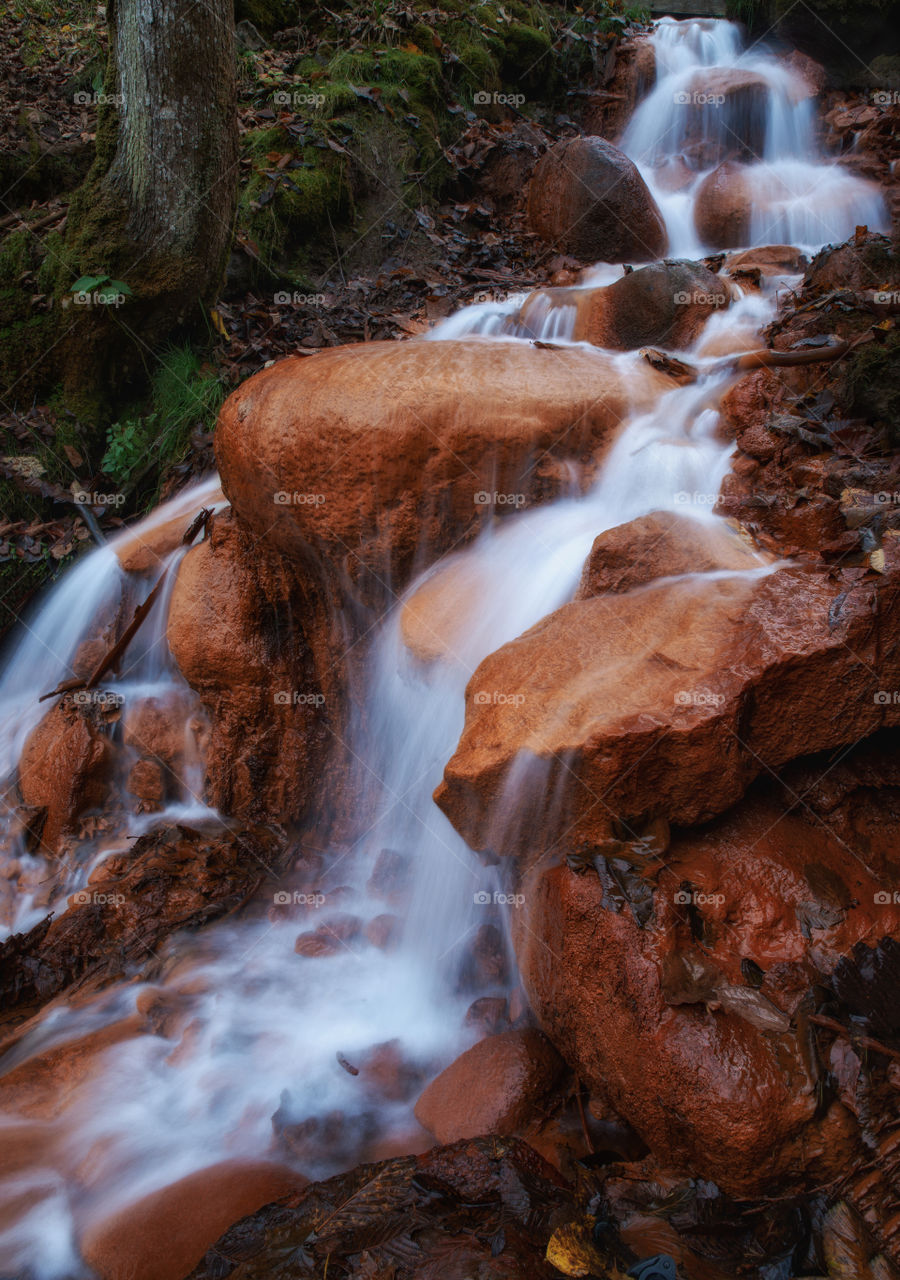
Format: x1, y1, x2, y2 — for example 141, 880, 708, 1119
59, 0, 238, 422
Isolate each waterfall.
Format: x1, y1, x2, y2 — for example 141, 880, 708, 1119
0, 16, 887, 1277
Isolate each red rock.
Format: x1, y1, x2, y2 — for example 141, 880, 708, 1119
126, 758, 165, 808
360, 1039, 422, 1102
526, 136, 668, 263
465, 996, 510, 1036
724, 244, 808, 277
123, 691, 195, 773
575, 510, 765, 598
782, 49, 827, 100
437, 562, 900, 859
365, 913, 403, 950
694, 161, 752, 249
18, 698, 113, 853
584, 36, 656, 141
214, 338, 670, 591
166, 511, 329, 825
80, 1159, 306, 1280
366, 849, 412, 907
682, 68, 771, 160
459, 923, 510, 991
414, 1030, 563, 1143
517, 259, 730, 352
514, 776, 900, 1195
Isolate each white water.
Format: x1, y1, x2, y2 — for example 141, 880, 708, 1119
0, 17, 885, 1278
624, 15, 888, 255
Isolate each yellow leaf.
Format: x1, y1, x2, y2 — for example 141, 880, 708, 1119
546, 1218, 618, 1278
210, 308, 228, 338
870, 547, 886, 574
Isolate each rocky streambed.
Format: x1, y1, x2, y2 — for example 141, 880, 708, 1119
2, 14, 900, 1280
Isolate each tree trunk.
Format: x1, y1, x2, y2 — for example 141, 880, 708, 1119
59, 0, 238, 423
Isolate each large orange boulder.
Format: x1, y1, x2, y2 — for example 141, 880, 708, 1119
215, 338, 669, 592
437, 562, 900, 859
80, 1159, 306, 1280
414, 1030, 563, 1144
516, 259, 730, 352
526, 136, 668, 263
514, 767, 900, 1195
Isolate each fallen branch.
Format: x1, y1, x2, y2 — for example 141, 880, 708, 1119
809, 1013, 900, 1063
734, 337, 850, 369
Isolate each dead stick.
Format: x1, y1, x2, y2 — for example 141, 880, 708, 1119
734, 338, 849, 370
574, 1075, 595, 1155
809, 1013, 900, 1063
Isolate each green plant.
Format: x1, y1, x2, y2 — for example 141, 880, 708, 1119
102, 345, 225, 491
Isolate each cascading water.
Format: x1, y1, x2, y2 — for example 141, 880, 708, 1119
0, 17, 887, 1278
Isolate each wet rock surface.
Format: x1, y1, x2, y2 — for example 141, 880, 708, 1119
414, 1029, 564, 1143
0, 822, 282, 1020
527, 135, 668, 263
215, 337, 669, 594
186, 1136, 575, 1280
518, 258, 730, 352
